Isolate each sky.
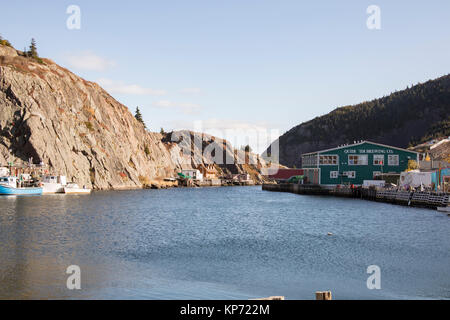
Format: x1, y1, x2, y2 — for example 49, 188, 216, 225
1, 0, 450, 153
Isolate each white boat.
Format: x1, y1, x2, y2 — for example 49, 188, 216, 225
41, 175, 67, 194
437, 206, 450, 213
64, 183, 91, 194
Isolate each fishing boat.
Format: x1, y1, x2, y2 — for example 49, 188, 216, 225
0, 176, 43, 195
40, 175, 67, 194
63, 183, 91, 195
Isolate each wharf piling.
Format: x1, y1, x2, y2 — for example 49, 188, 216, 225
262, 183, 449, 210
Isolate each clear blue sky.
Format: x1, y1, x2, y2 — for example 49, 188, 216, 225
2, 0, 450, 152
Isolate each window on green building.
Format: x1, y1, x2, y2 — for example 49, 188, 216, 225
373, 155, 384, 165
319, 155, 338, 165
302, 154, 318, 166
343, 171, 356, 178
330, 171, 339, 179
388, 155, 399, 166
348, 155, 368, 165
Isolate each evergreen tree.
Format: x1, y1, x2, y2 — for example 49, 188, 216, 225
135, 107, 146, 128
29, 38, 38, 58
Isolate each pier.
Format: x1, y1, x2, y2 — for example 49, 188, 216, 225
262, 183, 449, 210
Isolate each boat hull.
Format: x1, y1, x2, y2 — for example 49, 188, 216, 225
64, 188, 91, 195
0, 185, 43, 195
41, 183, 65, 194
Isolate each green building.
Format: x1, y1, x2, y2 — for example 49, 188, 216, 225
301, 141, 419, 186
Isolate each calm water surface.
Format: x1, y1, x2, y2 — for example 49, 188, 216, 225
0, 186, 449, 299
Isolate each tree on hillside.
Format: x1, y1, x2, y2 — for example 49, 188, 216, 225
135, 107, 146, 128
29, 38, 38, 58
242, 145, 252, 153
160, 128, 166, 135
0, 34, 12, 47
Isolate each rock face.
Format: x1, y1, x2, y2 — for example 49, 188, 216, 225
0, 45, 18, 58
0, 44, 267, 189
164, 130, 267, 182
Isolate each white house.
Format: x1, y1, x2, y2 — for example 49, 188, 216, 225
181, 169, 203, 182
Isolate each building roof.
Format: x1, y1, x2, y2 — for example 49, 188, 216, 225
301, 141, 420, 156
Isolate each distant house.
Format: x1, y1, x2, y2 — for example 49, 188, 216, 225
238, 173, 251, 182
198, 164, 217, 180
301, 141, 419, 186
181, 169, 203, 182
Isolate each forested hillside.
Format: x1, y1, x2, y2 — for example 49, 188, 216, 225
265, 74, 450, 167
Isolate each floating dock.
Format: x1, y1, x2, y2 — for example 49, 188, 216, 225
262, 183, 449, 210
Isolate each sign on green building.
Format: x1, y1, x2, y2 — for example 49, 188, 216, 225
301, 141, 419, 186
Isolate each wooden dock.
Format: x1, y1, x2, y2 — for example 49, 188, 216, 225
262, 183, 449, 210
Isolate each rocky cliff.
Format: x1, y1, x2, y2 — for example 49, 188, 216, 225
264, 74, 450, 168
0, 44, 267, 189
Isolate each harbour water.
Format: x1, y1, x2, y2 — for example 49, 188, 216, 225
0, 186, 449, 300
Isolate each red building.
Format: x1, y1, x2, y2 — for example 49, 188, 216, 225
267, 169, 304, 182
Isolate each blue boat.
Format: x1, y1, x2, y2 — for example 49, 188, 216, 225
0, 176, 43, 195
